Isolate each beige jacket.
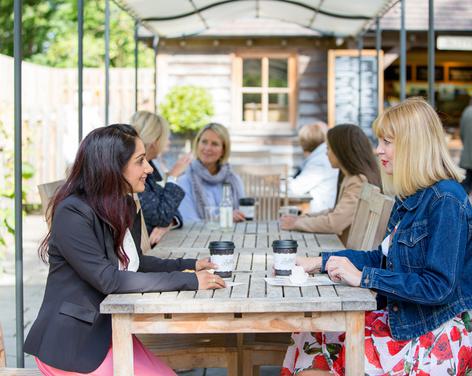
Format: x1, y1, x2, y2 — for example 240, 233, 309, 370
293, 174, 368, 245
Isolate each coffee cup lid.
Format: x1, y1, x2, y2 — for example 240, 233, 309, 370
239, 197, 255, 205
272, 239, 298, 248
209, 241, 235, 249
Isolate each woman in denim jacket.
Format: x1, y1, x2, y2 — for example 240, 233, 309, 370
282, 98, 472, 376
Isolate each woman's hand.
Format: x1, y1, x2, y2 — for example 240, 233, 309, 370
168, 152, 192, 178
149, 225, 171, 246
233, 209, 246, 222
196, 271, 226, 289
195, 257, 218, 271
296, 256, 322, 274
325, 256, 362, 287
279, 215, 297, 230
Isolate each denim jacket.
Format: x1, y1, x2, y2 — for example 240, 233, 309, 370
321, 179, 472, 340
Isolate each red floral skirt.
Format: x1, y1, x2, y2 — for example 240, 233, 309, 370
281, 310, 472, 376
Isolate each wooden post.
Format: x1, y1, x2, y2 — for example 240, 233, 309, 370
112, 314, 133, 376
344, 311, 365, 376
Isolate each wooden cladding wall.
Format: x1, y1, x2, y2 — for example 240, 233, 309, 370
0, 54, 154, 203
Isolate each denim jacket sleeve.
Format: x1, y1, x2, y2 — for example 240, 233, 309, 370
321, 247, 383, 272
360, 194, 469, 305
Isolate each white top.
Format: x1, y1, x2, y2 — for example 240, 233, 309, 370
287, 143, 339, 213
119, 228, 140, 272
381, 224, 399, 257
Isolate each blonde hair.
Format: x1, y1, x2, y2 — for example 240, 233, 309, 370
193, 123, 231, 164
373, 97, 462, 197
298, 122, 327, 152
130, 111, 169, 153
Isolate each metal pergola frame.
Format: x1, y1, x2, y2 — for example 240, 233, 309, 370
11, 0, 437, 367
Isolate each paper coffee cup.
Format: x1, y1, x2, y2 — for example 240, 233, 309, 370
209, 241, 235, 278
272, 239, 298, 276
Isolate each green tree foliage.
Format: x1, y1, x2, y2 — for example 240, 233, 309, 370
0, 0, 153, 67
160, 86, 215, 135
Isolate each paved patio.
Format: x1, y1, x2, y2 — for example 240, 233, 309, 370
0, 214, 281, 375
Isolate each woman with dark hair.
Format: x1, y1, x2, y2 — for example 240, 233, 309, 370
280, 124, 381, 245
24, 124, 224, 375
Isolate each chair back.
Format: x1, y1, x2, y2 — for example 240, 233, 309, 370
346, 183, 394, 250
38, 180, 65, 228
0, 322, 5, 367
233, 164, 288, 207
134, 195, 151, 254
238, 173, 281, 221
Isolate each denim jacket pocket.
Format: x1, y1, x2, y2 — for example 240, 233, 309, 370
396, 224, 428, 269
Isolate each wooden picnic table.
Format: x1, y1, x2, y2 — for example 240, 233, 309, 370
101, 222, 376, 375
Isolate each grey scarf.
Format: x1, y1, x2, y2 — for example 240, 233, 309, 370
189, 159, 243, 219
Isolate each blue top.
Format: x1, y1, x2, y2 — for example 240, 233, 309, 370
322, 179, 472, 340
177, 171, 244, 223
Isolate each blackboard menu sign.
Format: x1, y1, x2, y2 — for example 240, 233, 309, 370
328, 50, 383, 137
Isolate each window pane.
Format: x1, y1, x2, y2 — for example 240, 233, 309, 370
243, 59, 261, 87
269, 59, 288, 88
242, 93, 262, 122
268, 93, 289, 121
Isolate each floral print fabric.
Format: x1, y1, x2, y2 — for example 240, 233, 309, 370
281, 310, 472, 376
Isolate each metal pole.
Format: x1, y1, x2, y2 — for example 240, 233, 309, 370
153, 36, 158, 113
105, 0, 110, 125
134, 20, 138, 113
376, 17, 381, 116
400, 0, 406, 101
13, 0, 24, 366
428, 0, 435, 107
78, 0, 84, 141
357, 35, 363, 127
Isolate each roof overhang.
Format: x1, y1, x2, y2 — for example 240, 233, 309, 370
117, 0, 396, 39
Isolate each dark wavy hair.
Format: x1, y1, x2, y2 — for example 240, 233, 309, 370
327, 124, 382, 190
39, 124, 139, 267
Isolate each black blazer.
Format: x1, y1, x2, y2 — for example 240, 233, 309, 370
24, 195, 198, 372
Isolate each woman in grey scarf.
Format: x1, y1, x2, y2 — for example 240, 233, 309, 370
178, 123, 245, 222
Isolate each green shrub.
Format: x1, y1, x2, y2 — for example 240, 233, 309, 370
160, 85, 214, 135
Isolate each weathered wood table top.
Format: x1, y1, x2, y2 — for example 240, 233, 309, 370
154, 220, 344, 253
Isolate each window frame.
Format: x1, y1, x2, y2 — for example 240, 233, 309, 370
232, 52, 298, 132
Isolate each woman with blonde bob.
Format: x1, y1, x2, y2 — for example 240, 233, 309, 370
178, 122, 245, 222
130, 111, 192, 245
281, 98, 472, 375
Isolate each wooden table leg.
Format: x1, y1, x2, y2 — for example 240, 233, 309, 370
112, 314, 133, 376
344, 311, 365, 376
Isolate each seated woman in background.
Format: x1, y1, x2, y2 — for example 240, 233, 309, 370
178, 122, 245, 223
282, 98, 472, 376
280, 124, 381, 245
287, 122, 339, 213
24, 124, 224, 376
130, 111, 192, 245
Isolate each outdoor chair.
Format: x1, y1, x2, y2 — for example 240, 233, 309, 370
134, 194, 151, 254
238, 173, 283, 221
37, 179, 65, 212
0, 322, 41, 375
346, 183, 394, 250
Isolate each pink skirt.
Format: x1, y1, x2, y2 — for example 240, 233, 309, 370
35, 335, 176, 376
